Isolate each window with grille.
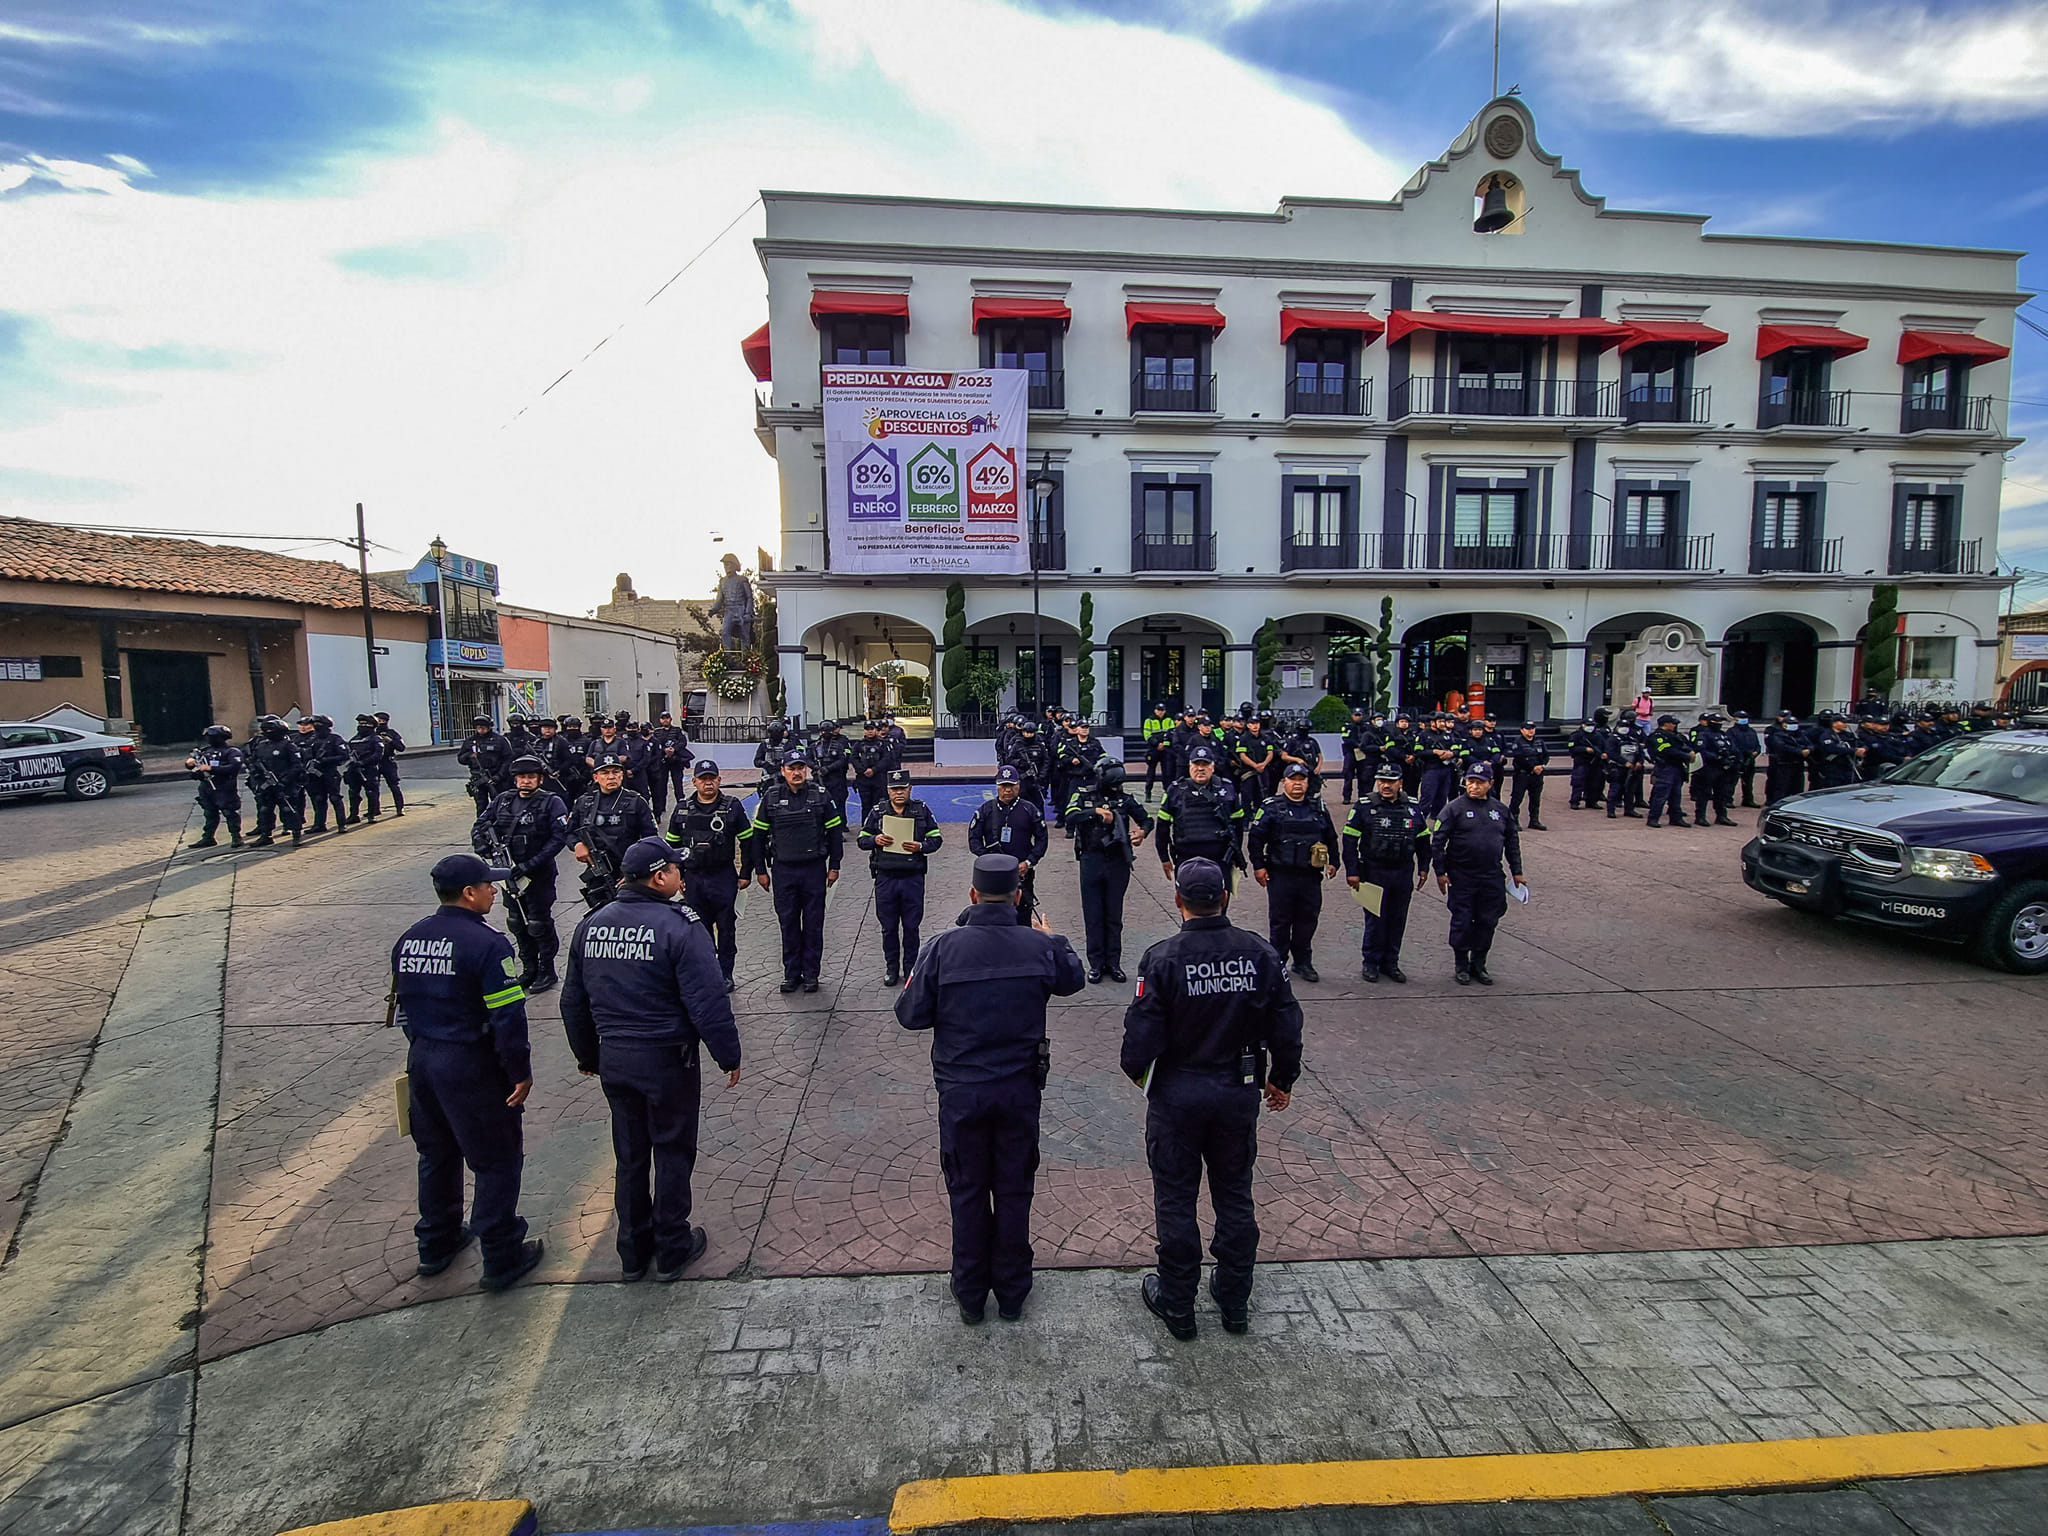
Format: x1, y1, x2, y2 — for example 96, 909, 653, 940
1291, 485, 1348, 546
1759, 492, 1809, 546
1899, 495, 1948, 551
1143, 483, 1200, 541
1622, 492, 1672, 540
1452, 489, 1522, 547
582, 679, 609, 716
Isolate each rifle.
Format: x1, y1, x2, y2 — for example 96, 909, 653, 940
477, 819, 529, 931
580, 838, 620, 911
244, 748, 278, 797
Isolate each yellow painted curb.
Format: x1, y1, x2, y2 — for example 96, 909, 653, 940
890, 1423, 2048, 1531
277, 1498, 536, 1536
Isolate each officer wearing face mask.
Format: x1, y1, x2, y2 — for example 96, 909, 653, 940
473, 755, 572, 993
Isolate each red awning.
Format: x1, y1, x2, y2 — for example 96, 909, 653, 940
1616, 320, 1729, 355
810, 291, 910, 323
1755, 323, 1868, 359
1898, 329, 2010, 365
1384, 310, 1631, 351
740, 322, 772, 383
1279, 308, 1385, 344
972, 297, 1072, 329
1125, 301, 1226, 334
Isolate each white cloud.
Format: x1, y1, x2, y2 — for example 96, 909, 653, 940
1509, 0, 2048, 135
0, 0, 1401, 612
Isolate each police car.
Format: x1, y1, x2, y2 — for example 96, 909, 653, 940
1742, 729, 2048, 973
0, 721, 144, 802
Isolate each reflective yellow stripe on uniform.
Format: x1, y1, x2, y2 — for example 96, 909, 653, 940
825, 814, 844, 828
482, 985, 527, 1009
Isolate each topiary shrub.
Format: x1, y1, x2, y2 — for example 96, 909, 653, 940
1307, 693, 1351, 732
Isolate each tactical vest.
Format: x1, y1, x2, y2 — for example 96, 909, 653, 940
761, 785, 827, 861
1173, 783, 1230, 845
1361, 801, 1420, 863
675, 794, 743, 868
1265, 802, 1326, 868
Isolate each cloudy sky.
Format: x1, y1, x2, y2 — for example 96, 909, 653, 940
3, 0, 2046, 611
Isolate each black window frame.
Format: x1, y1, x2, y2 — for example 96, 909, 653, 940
1901, 356, 1971, 431
1129, 471, 1214, 570
1027, 468, 1066, 570
1130, 325, 1215, 413
1758, 348, 1836, 428
979, 319, 1065, 409
1609, 477, 1692, 569
1621, 344, 1694, 423
1286, 329, 1363, 416
1890, 481, 1962, 573
820, 314, 906, 367
1749, 479, 1829, 571
1279, 472, 1362, 569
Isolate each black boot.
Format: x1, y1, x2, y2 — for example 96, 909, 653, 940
250, 835, 275, 847
190, 836, 218, 849
1453, 950, 1471, 985
1469, 952, 1494, 986
291, 829, 304, 848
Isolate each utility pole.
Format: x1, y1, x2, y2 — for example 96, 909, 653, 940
355, 502, 379, 692
1492, 0, 1501, 99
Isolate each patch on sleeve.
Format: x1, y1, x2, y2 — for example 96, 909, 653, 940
502, 955, 522, 979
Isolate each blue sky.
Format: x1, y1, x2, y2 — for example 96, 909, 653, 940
3, 0, 2046, 608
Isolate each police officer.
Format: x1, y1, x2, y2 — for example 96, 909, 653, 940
665, 759, 752, 993
1003, 719, 1053, 819
1064, 758, 1152, 984
1245, 762, 1340, 983
505, 714, 532, 757
1343, 762, 1430, 983
812, 719, 854, 824
1431, 764, 1525, 985
966, 765, 1048, 925
1689, 710, 1740, 827
1452, 716, 1503, 799
530, 715, 574, 800
1415, 716, 1459, 820
370, 711, 406, 816
458, 715, 512, 815
1277, 719, 1322, 796
1809, 711, 1861, 788
556, 715, 592, 803
185, 723, 245, 848
1644, 714, 1694, 827
1567, 716, 1607, 811
344, 712, 386, 824
1858, 712, 1910, 781
1502, 722, 1549, 830
299, 714, 351, 835
1054, 718, 1107, 818
391, 853, 543, 1291
897, 853, 1085, 1324
648, 710, 693, 819
1120, 857, 1302, 1341
1155, 744, 1244, 884
859, 767, 944, 987
561, 838, 742, 1283
1726, 710, 1762, 807
1339, 709, 1376, 804
851, 718, 901, 826
751, 748, 845, 993
1142, 703, 1178, 799
570, 753, 658, 910
245, 716, 305, 849
755, 719, 791, 787
473, 756, 572, 992
1234, 715, 1277, 807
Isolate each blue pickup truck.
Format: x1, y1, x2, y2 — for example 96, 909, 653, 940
1742, 729, 2048, 974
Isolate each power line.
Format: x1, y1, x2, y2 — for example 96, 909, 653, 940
19, 517, 404, 555
501, 194, 763, 429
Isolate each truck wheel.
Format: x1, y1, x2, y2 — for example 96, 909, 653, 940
1975, 881, 2048, 975
64, 764, 112, 801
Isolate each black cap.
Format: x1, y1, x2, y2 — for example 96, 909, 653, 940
658, 710, 673, 720
995, 765, 1020, 783
620, 837, 681, 879
693, 758, 720, 777
1174, 857, 1227, 905
509, 755, 545, 776
202, 723, 231, 741
782, 748, 811, 767
886, 768, 911, 788
538, 717, 558, 729
1374, 762, 1403, 781
1658, 714, 1679, 726
593, 753, 627, 771
355, 712, 376, 724
1462, 762, 1495, 783
1282, 762, 1309, 779
432, 853, 511, 886
971, 853, 1020, 895
1187, 744, 1216, 764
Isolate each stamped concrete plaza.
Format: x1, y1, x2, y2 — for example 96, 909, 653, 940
1, 760, 2045, 1535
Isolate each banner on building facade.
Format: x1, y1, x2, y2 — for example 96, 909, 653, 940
821, 367, 1030, 574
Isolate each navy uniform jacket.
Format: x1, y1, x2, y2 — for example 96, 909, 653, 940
1119, 915, 1303, 1091
1245, 794, 1339, 872
376, 725, 407, 759
1431, 793, 1524, 879
190, 744, 245, 799
1002, 737, 1052, 787
751, 779, 845, 869
535, 731, 578, 784
967, 795, 1048, 866
570, 788, 658, 865
1648, 728, 1693, 774
586, 731, 636, 769
1278, 731, 1320, 775
753, 735, 790, 776
1154, 778, 1243, 864
473, 789, 571, 877
391, 906, 531, 1083
1063, 786, 1151, 862
345, 728, 386, 773
812, 732, 853, 783
558, 887, 741, 1073
1811, 730, 1859, 785
858, 798, 944, 876
666, 791, 756, 878
246, 734, 304, 789
1342, 795, 1430, 879
895, 904, 1086, 1087
458, 730, 512, 782
1500, 735, 1548, 778
1727, 722, 1762, 757
650, 723, 691, 766
302, 726, 350, 777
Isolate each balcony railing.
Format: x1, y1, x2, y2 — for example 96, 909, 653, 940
1285, 376, 1371, 417
1133, 531, 1217, 572
1750, 537, 1844, 574
1622, 384, 1712, 425
1029, 527, 1067, 571
1890, 537, 1984, 576
1900, 392, 1993, 433
1131, 370, 1216, 413
1026, 369, 1065, 410
1389, 375, 1619, 420
1758, 388, 1850, 429
1279, 532, 1717, 573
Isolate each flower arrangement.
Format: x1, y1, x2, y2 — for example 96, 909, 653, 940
701, 647, 764, 702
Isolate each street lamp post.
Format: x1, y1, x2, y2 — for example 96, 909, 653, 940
428, 535, 453, 743
1029, 457, 1058, 717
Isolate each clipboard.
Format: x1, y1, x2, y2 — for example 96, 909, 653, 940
1351, 880, 1384, 916
1509, 881, 1530, 905
881, 814, 918, 849
394, 1074, 412, 1139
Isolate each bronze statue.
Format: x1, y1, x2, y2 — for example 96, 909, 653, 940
709, 552, 755, 652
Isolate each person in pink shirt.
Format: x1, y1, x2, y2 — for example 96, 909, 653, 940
1634, 691, 1655, 724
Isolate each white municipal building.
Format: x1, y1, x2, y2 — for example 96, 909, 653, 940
748, 97, 2020, 731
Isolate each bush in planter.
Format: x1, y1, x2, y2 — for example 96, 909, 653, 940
1307, 693, 1351, 732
